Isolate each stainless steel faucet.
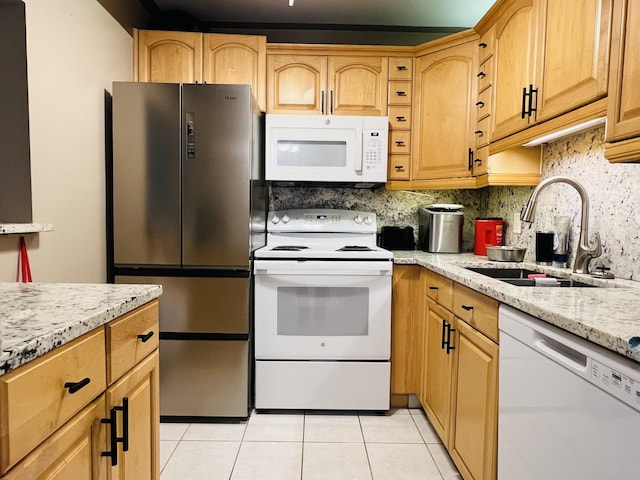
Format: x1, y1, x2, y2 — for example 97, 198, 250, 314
520, 176, 602, 274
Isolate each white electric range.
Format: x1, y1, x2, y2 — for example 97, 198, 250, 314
253, 209, 392, 411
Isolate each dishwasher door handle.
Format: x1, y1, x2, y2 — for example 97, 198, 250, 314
535, 332, 588, 372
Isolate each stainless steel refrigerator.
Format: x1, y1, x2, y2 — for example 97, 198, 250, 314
109, 82, 266, 420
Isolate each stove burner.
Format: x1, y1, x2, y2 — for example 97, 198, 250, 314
271, 245, 310, 251
338, 245, 373, 252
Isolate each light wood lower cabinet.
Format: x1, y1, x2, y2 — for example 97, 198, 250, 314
0, 301, 160, 480
392, 267, 498, 480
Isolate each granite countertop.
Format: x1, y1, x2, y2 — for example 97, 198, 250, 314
0, 282, 162, 376
393, 251, 640, 364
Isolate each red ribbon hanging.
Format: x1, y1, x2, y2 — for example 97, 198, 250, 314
17, 236, 32, 282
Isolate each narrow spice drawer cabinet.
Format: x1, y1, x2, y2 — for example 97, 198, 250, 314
452, 283, 499, 342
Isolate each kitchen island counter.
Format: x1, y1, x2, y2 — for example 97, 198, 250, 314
0, 282, 162, 376
393, 251, 640, 363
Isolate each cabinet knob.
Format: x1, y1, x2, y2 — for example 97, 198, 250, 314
64, 377, 91, 394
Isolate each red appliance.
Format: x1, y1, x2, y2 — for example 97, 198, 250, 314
474, 218, 504, 255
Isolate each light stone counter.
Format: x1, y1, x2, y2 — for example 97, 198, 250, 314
393, 251, 640, 363
0, 282, 162, 376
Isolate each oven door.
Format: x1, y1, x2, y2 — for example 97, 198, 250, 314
254, 260, 392, 360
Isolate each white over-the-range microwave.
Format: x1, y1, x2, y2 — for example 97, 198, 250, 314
265, 114, 389, 186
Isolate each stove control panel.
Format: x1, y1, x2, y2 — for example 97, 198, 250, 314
267, 209, 377, 233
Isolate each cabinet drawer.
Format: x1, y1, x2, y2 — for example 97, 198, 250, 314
106, 300, 159, 385
388, 81, 412, 105
452, 283, 499, 342
0, 329, 106, 474
389, 58, 413, 80
388, 106, 412, 130
473, 145, 489, 176
388, 154, 411, 180
475, 115, 491, 148
389, 131, 411, 154
424, 270, 453, 311
476, 87, 492, 121
478, 34, 494, 65
476, 56, 492, 92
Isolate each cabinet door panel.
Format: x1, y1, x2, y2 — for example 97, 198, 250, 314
136, 30, 202, 83
450, 320, 498, 480
203, 34, 266, 110
537, 0, 612, 122
492, 0, 537, 140
606, 0, 640, 142
106, 351, 159, 480
329, 56, 388, 116
413, 42, 476, 180
267, 55, 327, 114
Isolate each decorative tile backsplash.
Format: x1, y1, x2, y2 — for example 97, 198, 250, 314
269, 125, 640, 280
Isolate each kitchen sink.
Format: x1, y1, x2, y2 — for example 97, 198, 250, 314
465, 267, 598, 288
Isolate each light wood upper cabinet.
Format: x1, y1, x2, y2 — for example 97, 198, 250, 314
413, 41, 477, 180
492, 0, 538, 141
267, 54, 388, 115
203, 34, 267, 110
534, 0, 612, 123
135, 30, 203, 83
267, 54, 327, 114
605, 0, 640, 162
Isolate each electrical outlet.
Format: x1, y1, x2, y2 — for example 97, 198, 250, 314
512, 212, 522, 234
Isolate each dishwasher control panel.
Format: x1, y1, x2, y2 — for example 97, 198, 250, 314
590, 359, 640, 412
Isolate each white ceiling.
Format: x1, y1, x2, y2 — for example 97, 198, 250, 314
152, 0, 496, 29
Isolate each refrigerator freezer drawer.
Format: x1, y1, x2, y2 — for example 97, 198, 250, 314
116, 275, 249, 334
160, 339, 249, 418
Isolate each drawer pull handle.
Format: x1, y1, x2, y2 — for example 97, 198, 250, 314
461, 305, 474, 311
397, 65, 408, 71
477, 72, 486, 78
137, 331, 155, 343
479, 42, 488, 48
394, 165, 405, 170
429, 286, 439, 290
474, 158, 482, 164
395, 141, 406, 147
476, 101, 485, 107
396, 91, 407, 96
475, 130, 484, 136
395, 116, 407, 121
64, 377, 91, 394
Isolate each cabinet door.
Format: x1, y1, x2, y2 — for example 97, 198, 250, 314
106, 351, 159, 480
413, 41, 476, 180
135, 30, 202, 83
535, 0, 612, 122
606, 0, 640, 143
266, 55, 327, 114
203, 34, 266, 111
421, 299, 456, 444
449, 320, 498, 480
0, 397, 107, 480
328, 56, 388, 116
390, 265, 424, 395
492, 0, 537, 140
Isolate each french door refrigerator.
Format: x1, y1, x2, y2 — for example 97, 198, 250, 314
110, 82, 266, 420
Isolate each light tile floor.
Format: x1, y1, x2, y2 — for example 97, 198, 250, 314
160, 408, 462, 480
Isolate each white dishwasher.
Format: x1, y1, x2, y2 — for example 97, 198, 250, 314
498, 305, 640, 479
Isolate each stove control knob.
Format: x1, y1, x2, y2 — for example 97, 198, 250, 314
364, 216, 373, 225
354, 215, 363, 224
282, 214, 290, 224
271, 215, 280, 224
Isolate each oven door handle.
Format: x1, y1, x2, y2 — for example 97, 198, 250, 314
254, 261, 392, 276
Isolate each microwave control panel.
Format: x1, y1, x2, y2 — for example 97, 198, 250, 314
363, 129, 386, 173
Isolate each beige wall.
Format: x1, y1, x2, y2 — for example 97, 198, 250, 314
0, 0, 132, 282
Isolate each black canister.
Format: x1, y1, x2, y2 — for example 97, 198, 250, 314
535, 231, 554, 265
